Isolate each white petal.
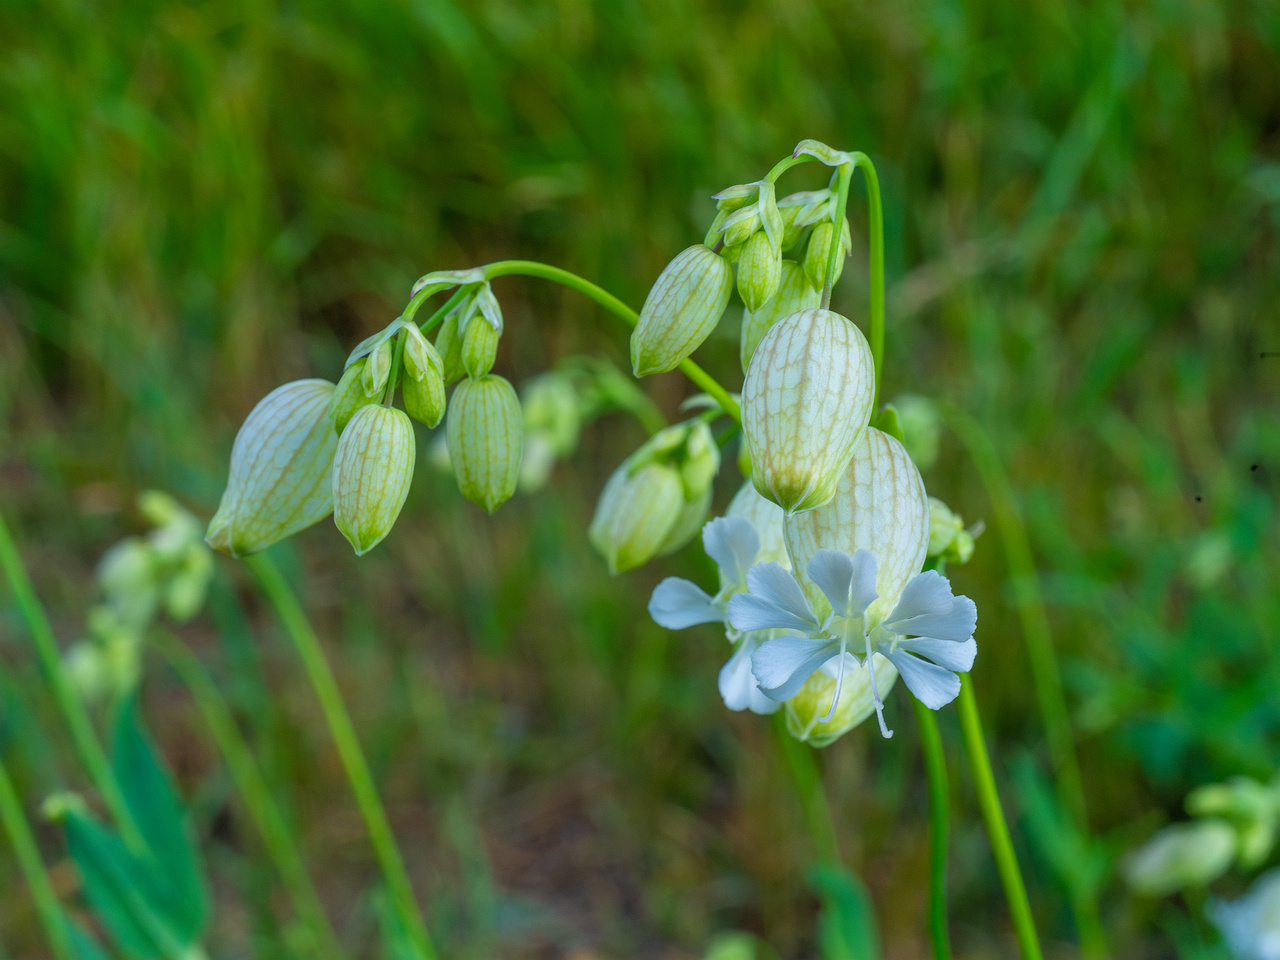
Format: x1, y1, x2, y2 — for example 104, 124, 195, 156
806, 550, 854, 615
719, 635, 780, 714
751, 634, 841, 701
745, 562, 818, 626
895, 636, 977, 673
727, 593, 816, 633
883, 571, 977, 641
649, 578, 721, 629
885, 649, 961, 709
702, 516, 760, 586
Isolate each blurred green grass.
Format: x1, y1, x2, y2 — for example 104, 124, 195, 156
1, 0, 1279, 956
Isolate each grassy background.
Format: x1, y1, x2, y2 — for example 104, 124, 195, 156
2, 0, 1279, 956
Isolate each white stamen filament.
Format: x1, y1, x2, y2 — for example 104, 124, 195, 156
864, 630, 893, 738
820, 633, 848, 724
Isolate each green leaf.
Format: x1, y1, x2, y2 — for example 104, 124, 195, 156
110, 696, 208, 940
809, 864, 881, 960
64, 911, 113, 960
62, 809, 191, 959
373, 887, 418, 960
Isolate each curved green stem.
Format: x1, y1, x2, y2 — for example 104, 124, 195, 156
152, 630, 345, 960
244, 554, 436, 960
849, 155, 885, 404
0, 509, 145, 852
912, 700, 953, 960
483, 260, 741, 424
820, 163, 853, 312
383, 329, 407, 409
956, 677, 1043, 960
0, 753, 74, 960
772, 714, 839, 865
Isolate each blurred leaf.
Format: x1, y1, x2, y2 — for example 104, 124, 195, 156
809, 863, 881, 960
373, 887, 417, 960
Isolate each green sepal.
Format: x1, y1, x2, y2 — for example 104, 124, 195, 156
873, 405, 904, 445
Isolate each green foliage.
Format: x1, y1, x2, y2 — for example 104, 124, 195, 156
809, 864, 881, 960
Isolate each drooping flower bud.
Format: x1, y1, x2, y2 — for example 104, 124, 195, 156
435, 312, 465, 384
736, 230, 782, 311
207, 379, 338, 557
630, 245, 733, 377
1125, 820, 1238, 896
894, 394, 942, 470
519, 373, 581, 492
928, 497, 975, 566
332, 405, 416, 556
802, 218, 852, 291
783, 427, 929, 621
742, 308, 875, 513
785, 654, 900, 747
462, 312, 500, 379
740, 261, 821, 373
446, 374, 523, 513
589, 462, 684, 574
401, 353, 447, 429
589, 420, 721, 573
329, 358, 378, 434
363, 339, 394, 397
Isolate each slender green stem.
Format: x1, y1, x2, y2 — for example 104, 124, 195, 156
956, 676, 1043, 960
152, 630, 345, 960
244, 554, 436, 960
912, 700, 953, 960
0, 754, 74, 960
849, 154, 885, 404
482, 260, 741, 424
384, 330, 407, 409
772, 714, 839, 865
0, 509, 145, 852
821, 163, 853, 312
938, 404, 1086, 829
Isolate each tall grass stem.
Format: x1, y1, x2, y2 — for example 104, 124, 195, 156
912, 700, 953, 960
0, 509, 146, 852
244, 553, 436, 960
153, 630, 346, 960
0, 753, 74, 960
956, 676, 1043, 960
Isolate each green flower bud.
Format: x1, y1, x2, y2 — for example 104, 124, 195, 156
446, 374, 523, 513
742, 308, 876, 514
332, 404, 417, 556
462, 312, 500, 379
401, 365, 446, 429
736, 230, 782, 312
928, 497, 975, 566
720, 205, 760, 247
363, 340, 394, 396
894, 394, 941, 470
589, 461, 684, 574
784, 427, 929, 621
1125, 819, 1237, 896
519, 374, 581, 492
435, 312, 465, 384
786, 654, 899, 747
712, 182, 757, 213
207, 379, 338, 557
1187, 777, 1280, 869
630, 245, 733, 377
721, 242, 744, 264
740, 261, 821, 373
803, 219, 852, 291
677, 421, 719, 499
779, 205, 805, 251
329, 358, 379, 433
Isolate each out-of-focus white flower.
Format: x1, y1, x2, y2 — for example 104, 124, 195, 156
1215, 869, 1280, 960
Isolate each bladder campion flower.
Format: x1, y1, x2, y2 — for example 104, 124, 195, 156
630, 245, 733, 377
729, 549, 977, 738
741, 308, 875, 514
739, 261, 820, 374
206, 379, 338, 557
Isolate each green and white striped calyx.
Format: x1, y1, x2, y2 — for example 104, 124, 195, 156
446, 374, 524, 513
741, 308, 876, 514
332, 404, 417, 556
206, 379, 339, 557
630, 245, 733, 377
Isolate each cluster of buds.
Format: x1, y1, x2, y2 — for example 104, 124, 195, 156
67, 492, 212, 701
633, 140, 980, 746
589, 420, 719, 574
206, 271, 531, 556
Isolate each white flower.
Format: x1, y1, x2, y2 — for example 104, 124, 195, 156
727, 548, 977, 738
647, 515, 781, 715
1214, 868, 1280, 960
